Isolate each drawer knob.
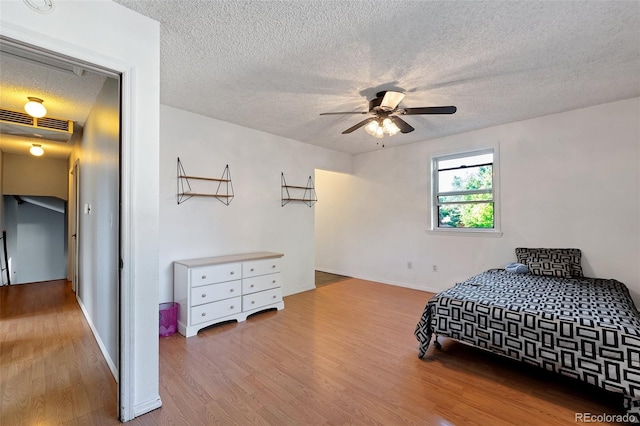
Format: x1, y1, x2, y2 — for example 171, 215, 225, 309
201, 294, 206, 298
272, 265, 276, 268
201, 312, 206, 317
273, 295, 277, 299
250, 268, 254, 272
230, 271, 234, 275
230, 288, 234, 292
251, 301, 255, 304
250, 284, 254, 288
230, 305, 234, 309
201, 275, 206, 279
272, 280, 276, 284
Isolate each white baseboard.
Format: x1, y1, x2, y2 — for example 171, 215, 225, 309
315, 267, 349, 276
283, 284, 316, 297
134, 397, 162, 418
76, 295, 118, 381
315, 268, 438, 294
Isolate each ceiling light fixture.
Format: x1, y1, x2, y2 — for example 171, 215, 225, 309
30, 144, 44, 157
364, 118, 400, 139
25, 97, 47, 118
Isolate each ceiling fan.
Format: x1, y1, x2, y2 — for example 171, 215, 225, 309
320, 91, 456, 138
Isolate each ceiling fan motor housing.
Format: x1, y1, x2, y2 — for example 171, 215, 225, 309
368, 94, 384, 112
369, 91, 405, 113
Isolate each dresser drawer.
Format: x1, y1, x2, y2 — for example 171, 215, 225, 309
190, 263, 241, 287
191, 297, 241, 325
243, 258, 281, 278
243, 272, 281, 294
243, 287, 282, 311
191, 280, 241, 306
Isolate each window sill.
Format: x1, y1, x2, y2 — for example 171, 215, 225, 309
426, 228, 503, 238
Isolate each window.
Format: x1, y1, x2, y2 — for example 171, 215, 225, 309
432, 149, 499, 233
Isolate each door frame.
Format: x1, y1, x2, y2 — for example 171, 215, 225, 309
0, 33, 136, 422
71, 159, 79, 295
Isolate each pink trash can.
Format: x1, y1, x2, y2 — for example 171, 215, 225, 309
159, 302, 179, 337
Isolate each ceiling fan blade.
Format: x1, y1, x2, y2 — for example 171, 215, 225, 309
390, 116, 414, 134
380, 91, 405, 110
319, 111, 368, 115
342, 118, 374, 134
402, 106, 457, 115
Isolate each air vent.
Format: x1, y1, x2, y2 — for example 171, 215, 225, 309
0, 108, 34, 126
0, 107, 74, 143
37, 116, 72, 132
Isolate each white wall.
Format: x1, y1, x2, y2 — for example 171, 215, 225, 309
1, 150, 69, 285
316, 97, 640, 305
8, 199, 66, 284
0, 1, 161, 420
71, 77, 120, 378
12, 203, 66, 284
159, 105, 352, 302
3, 154, 68, 200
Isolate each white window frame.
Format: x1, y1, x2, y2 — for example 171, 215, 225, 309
430, 147, 502, 236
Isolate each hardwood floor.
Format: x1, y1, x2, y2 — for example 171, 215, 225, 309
1, 278, 628, 425
315, 270, 351, 287
0, 280, 118, 425
148, 279, 626, 425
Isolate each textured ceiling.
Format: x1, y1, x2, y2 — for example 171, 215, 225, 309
0, 53, 106, 125
1, 1, 639, 158
0, 44, 107, 159
114, 0, 640, 154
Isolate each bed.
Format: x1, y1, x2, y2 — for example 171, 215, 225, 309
414, 248, 640, 417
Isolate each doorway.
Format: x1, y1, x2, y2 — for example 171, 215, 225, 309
0, 38, 122, 419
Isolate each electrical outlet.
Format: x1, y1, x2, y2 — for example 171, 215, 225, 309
407, 261, 413, 269
432, 265, 438, 272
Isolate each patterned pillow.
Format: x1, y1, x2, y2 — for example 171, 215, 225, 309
527, 257, 572, 278
515, 248, 583, 277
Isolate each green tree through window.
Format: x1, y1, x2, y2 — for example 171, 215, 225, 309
434, 151, 494, 229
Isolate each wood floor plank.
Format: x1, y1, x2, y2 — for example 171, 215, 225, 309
147, 278, 629, 425
2, 278, 630, 425
0, 280, 118, 426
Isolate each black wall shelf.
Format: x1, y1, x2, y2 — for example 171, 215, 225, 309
281, 172, 317, 207
177, 157, 234, 205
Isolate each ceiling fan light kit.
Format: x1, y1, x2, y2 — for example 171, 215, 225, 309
320, 90, 456, 143
364, 118, 400, 138
24, 96, 47, 118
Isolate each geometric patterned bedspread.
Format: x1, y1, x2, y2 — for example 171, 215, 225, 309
414, 269, 640, 417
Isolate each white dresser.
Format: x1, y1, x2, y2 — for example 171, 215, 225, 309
173, 252, 284, 337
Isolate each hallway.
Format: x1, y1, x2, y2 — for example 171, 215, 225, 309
0, 280, 117, 424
